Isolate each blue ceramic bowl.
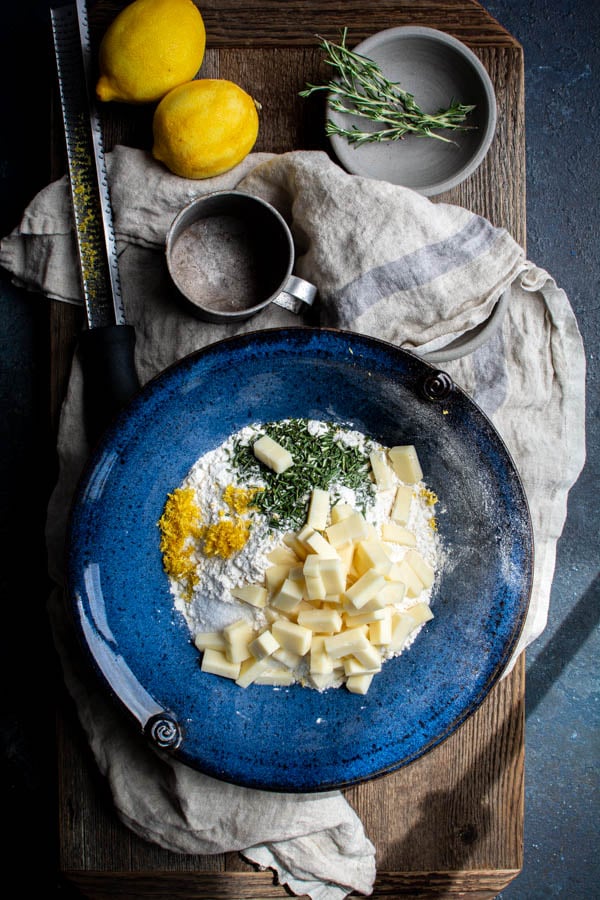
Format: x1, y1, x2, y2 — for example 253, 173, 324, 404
66, 327, 532, 792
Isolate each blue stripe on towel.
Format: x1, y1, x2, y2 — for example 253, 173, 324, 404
332, 215, 502, 325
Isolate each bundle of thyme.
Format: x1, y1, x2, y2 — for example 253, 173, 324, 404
300, 29, 476, 146
230, 419, 375, 530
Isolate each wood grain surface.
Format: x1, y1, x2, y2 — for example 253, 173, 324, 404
50, 2, 526, 897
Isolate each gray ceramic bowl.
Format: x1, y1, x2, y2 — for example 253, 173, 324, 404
328, 26, 497, 195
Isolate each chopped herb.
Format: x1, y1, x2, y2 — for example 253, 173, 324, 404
230, 419, 376, 529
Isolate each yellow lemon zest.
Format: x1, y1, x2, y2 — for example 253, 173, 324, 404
202, 518, 251, 559
420, 487, 439, 507
157, 486, 202, 599
223, 484, 263, 515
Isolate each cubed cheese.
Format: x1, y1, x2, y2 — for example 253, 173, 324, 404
253, 667, 295, 686
235, 655, 272, 688
249, 629, 280, 659
324, 627, 371, 660
404, 549, 435, 589
343, 655, 381, 676
344, 606, 392, 628
297, 607, 343, 634
267, 545, 299, 566
303, 530, 339, 558
310, 635, 336, 675
346, 673, 374, 695
253, 434, 293, 473
223, 619, 254, 663
271, 577, 304, 612
283, 532, 308, 560
390, 484, 413, 525
330, 502, 354, 523
264, 564, 290, 593
344, 568, 387, 610
389, 558, 424, 598
381, 523, 417, 547
326, 511, 369, 547
201, 648, 241, 680
271, 619, 312, 656
194, 631, 226, 652
369, 617, 393, 645
229, 583, 268, 608
273, 646, 302, 669
306, 488, 330, 531
353, 539, 393, 576
369, 450, 395, 490
388, 445, 423, 484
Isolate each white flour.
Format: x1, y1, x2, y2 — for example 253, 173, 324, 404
164, 420, 441, 688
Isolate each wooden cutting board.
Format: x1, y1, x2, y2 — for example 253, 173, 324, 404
51, 2, 526, 897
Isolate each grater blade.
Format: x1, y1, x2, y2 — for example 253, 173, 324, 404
51, 0, 125, 328
50, 1, 140, 444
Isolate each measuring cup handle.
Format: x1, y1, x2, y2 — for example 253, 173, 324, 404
272, 275, 317, 314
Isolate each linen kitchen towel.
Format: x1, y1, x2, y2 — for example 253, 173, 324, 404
0, 146, 586, 899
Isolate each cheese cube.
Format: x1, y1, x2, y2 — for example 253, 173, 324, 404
253, 667, 295, 686
343, 655, 381, 676
230, 583, 268, 608
389, 558, 424, 598
391, 484, 413, 524
330, 502, 355, 523
404, 549, 435, 589
303, 530, 338, 558
267, 545, 299, 566
253, 434, 293, 473
201, 648, 241, 680
307, 488, 330, 531
235, 655, 272, 688
375, 581, 407, 606
369, 617, 393, 645
271, 577, 304, 612
223, 620, 254, 663
345, 606, 392, 628
194, 631, 226, 652
324, 627, 371, 660
344, 568, 387, 610
310, 673, 337, 690
302, 556, 326, 601
346, 673, 374, 695
353, 540, 393, 577
389, 604, 433, 649
303, 554, 346, 596
283, 532, 308, 560
273, 646, 302, 669
381, 523, 417, 547
388, 445, 423, 484
249, 629, 280, 659
271, 619, 312, 656
369, 450, 395, 490
310, 635, 336, 675
326, 511, 369, 547
405, 601, 435, 625
265, 564, 290, 593
297, 607, 343, 634
352, 640, 382, 671
337, 543, 355, 579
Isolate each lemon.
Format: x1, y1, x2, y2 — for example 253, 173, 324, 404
96, 0, 206, 104
152, 79, 260, 179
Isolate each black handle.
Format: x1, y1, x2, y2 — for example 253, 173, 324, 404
78, 324, 141, 446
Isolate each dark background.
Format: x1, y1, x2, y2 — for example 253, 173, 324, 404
1, 1, 597, 896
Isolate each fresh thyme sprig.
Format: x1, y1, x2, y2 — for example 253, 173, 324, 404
230, 419, 376, 530
300, 29, 476, 146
